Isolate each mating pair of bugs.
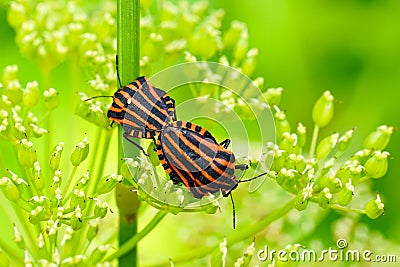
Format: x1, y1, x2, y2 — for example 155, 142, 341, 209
89, 73, 267, 227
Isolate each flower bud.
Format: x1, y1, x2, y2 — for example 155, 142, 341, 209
296, 123, 307, 148
2, 66, 22, 104
29, 206, 47, 225
43, 88, 59, 110
312, 90, 334, 128
94, 199, 109, 219
50, 170, 62, 195
37, 233, 45, 249
50, 142, 64, 171
164, 188, 188, 214
0, 177, 21, 201
95, 174, 123, 196
210, 238, 227, 267
366, 194, 385, 219
61, 227, 74, 258
120, 158, 138, 186
223, 20, 246, 49
71, 206, 83, 230
274, 106, 291, 138
7, 169, 27, 196
235, 240, 255, 267
0, 115, 10, 136
14, 122, 27, 140
317, 188, 332, 208
233, 30, 249, 64
7, 2, 25, 28
0, 249, 10, 267
22, 81, 40, 108
200, 194, 220, 214
29, 123, 48, 138
295, 183, 313, 211
276, 168, 295, 187
350, 149, 371, 164
70, 189, 86, 210
32, 162, 45, 191
13, 224, 25, 249
47, 219, 58, 244
70, 134, 89, 166
338, 128, 355, 152
24, 250, 32, 266
287, 154, 306, 173
337, 179, 354, 206
263, 88, 283, 107
90, 245, 112, 264
75, 171, 89, 189
316, 133, 339, 160
241, 48, 258, 76
364, 125, 393, 151
17, 139, 37, 168
364, 151, 389, 179
279, 133, 300, 154
87, 219, 99, 242
61, 255, 87, 267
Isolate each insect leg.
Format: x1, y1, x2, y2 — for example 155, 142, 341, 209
171, 98, 177, 121
115, 55, 122, 87
230, 193, 236, 229
219, 139, 231, 149
235, 164, 249, 170
123, 132, 149, 156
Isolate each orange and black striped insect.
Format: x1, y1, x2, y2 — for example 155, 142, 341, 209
155, 120, 267, 228
85, 57, 176, 154
107, 76, 176, 139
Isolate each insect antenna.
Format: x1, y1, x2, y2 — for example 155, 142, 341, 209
230, 193, 236, 229
238, 171, 269, 183
116, 55, 122, 87
83, 95, 114, 101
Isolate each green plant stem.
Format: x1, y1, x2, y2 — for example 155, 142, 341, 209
148, 198, 297, 267
41, 65, 53, 182
117, 0, 141, 266
106, 210, 168, 261
309, 124, 319, 158
358, 176, 370, 183
0, 238, 23, 266
329, 204, 366, 214
73, 130, 112, 255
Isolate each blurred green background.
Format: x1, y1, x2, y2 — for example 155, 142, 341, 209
1, 0, 399, 265
211, 0, 400, 242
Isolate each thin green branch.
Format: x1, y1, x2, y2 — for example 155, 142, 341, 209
148, 197, 297, 267
116, 0, 141, 266
309, 124, 319, 158
106, 210, 168, 261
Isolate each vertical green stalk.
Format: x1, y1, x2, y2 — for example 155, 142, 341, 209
309, 124, 319, 159
117, 0, 140, 266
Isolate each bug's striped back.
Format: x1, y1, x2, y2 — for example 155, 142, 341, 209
107, 76, 176, 139
156, 120, 238, 199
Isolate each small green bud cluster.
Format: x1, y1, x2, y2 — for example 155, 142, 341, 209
0, 132, 117, 265
263, 90, 392, 219
8, 0, 86, 68
0, 65, 58, 144
210, 238, 255, 267
120, 157, 221, 215
75, 93, 111, 129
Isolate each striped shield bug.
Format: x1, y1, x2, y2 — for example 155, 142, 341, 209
155, 120, 267, 228
85, 58, 176, 155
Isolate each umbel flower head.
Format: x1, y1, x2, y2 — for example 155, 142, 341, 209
260, 90, 391, 219
0, 65, 122, 265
